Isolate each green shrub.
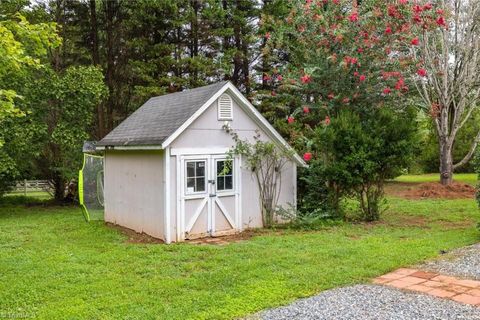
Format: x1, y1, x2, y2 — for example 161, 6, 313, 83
302, 107, 418, 222
0, 150, 18, 197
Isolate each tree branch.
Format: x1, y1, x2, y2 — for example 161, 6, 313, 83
453, 129, 480, 170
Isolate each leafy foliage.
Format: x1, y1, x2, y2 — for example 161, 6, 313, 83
0, 12, 59, 196
302, 108, 418, 221
228, 131, 293, 228
0, 13, 59, 119
10, 65, 107, 200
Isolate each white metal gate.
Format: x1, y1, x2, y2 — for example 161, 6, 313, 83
179, 154, 241, 240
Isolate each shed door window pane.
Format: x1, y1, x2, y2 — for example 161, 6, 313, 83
186, 161, 206, 193
216, 160, 233, 191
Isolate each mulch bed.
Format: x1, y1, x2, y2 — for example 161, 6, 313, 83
385, 182, 476, 200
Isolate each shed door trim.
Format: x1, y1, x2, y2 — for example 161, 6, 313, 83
178, 153, 241, 241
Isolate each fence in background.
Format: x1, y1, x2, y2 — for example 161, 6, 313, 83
13, 180, 53, 196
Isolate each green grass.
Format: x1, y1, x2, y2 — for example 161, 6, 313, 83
5, 190, 52, 200
395, 173, 477, 185
0, 198, 478, 319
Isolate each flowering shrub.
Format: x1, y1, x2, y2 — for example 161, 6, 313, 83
228, 131, 294, 228
259, 0, 442, 220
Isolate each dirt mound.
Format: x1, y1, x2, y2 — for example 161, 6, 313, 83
386, 182, 476, 199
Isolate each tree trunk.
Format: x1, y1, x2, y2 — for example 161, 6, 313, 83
190, 0, 199, 81
51, 172, 65, 202
105, 0, 116, 132
89, 0, 105, 139
439, 135, 453, 185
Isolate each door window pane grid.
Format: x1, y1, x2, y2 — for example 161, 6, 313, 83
216, 160, 233, 191
186, 161, 206, 193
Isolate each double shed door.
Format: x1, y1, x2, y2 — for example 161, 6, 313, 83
180, 154, 241, 240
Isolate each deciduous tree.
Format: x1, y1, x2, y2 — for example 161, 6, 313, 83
412, 0, 480, 185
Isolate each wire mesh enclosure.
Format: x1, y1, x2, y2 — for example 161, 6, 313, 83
79, 153, 104, 221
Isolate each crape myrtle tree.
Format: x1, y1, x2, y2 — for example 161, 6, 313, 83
266, 0, 478, 187
411, 0, 480, 185
262, 0, 443, 218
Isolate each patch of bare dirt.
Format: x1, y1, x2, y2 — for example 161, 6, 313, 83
385, 181, 476, 199
107, 222, 259, 245
186, 230, 258, 245
107, 223, 165, 244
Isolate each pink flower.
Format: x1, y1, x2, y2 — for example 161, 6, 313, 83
303, 152, 312, 162
353, 71, 359, 77
298, 25, 306, 33
287, 116, 294, 124
423, 3, 432, 10
271, 91, 277, 96
411, 37, 419, 45
399, 0, 408, 4
303, 106, 310, 114
395, 78, 405, 90
327, 93, 335, 100
436, 16, 446, 26
265, 32, 271, 40
413, 4, 423, 13
348, 12, 359, 22
413, 14, 422, 23
383, 87, 392, 95
324, 116, 331, 125
263, 74, 271, 81
357, 47, 364, 53
300, 74, 312, 84
344, 56, 358, 65
342, 97, 350, 104
359, 74, 366, 82
436, 9, 444, 15
276, 74, 283, 81
387, 5, 397, 17
417, 68, 427, 77
385, 26, 392, 34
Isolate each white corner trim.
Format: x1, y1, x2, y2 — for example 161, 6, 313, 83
176, 155, 182, 242
164, 146, 171, 244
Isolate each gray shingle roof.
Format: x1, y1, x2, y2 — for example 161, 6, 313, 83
97, 81, 229, 147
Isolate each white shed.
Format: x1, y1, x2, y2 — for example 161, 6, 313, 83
96, 81, 306, 243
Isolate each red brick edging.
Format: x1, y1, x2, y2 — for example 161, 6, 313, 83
374, 268, 480, 306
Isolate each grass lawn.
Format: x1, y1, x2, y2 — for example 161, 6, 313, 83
5, 191, 52, 200
0, 198, 478, 319
395, 173, 477, 185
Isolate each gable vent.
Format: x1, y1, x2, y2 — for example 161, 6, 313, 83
218, 94, 233, 120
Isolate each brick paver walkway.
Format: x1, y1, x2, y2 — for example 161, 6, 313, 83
374, 268, 480, 306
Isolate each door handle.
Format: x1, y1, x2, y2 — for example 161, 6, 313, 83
208, 180, 215, 184
209, 194, 216, 198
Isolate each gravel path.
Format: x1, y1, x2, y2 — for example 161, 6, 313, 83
255, 285, 480, 320
421, 243, 480, 280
